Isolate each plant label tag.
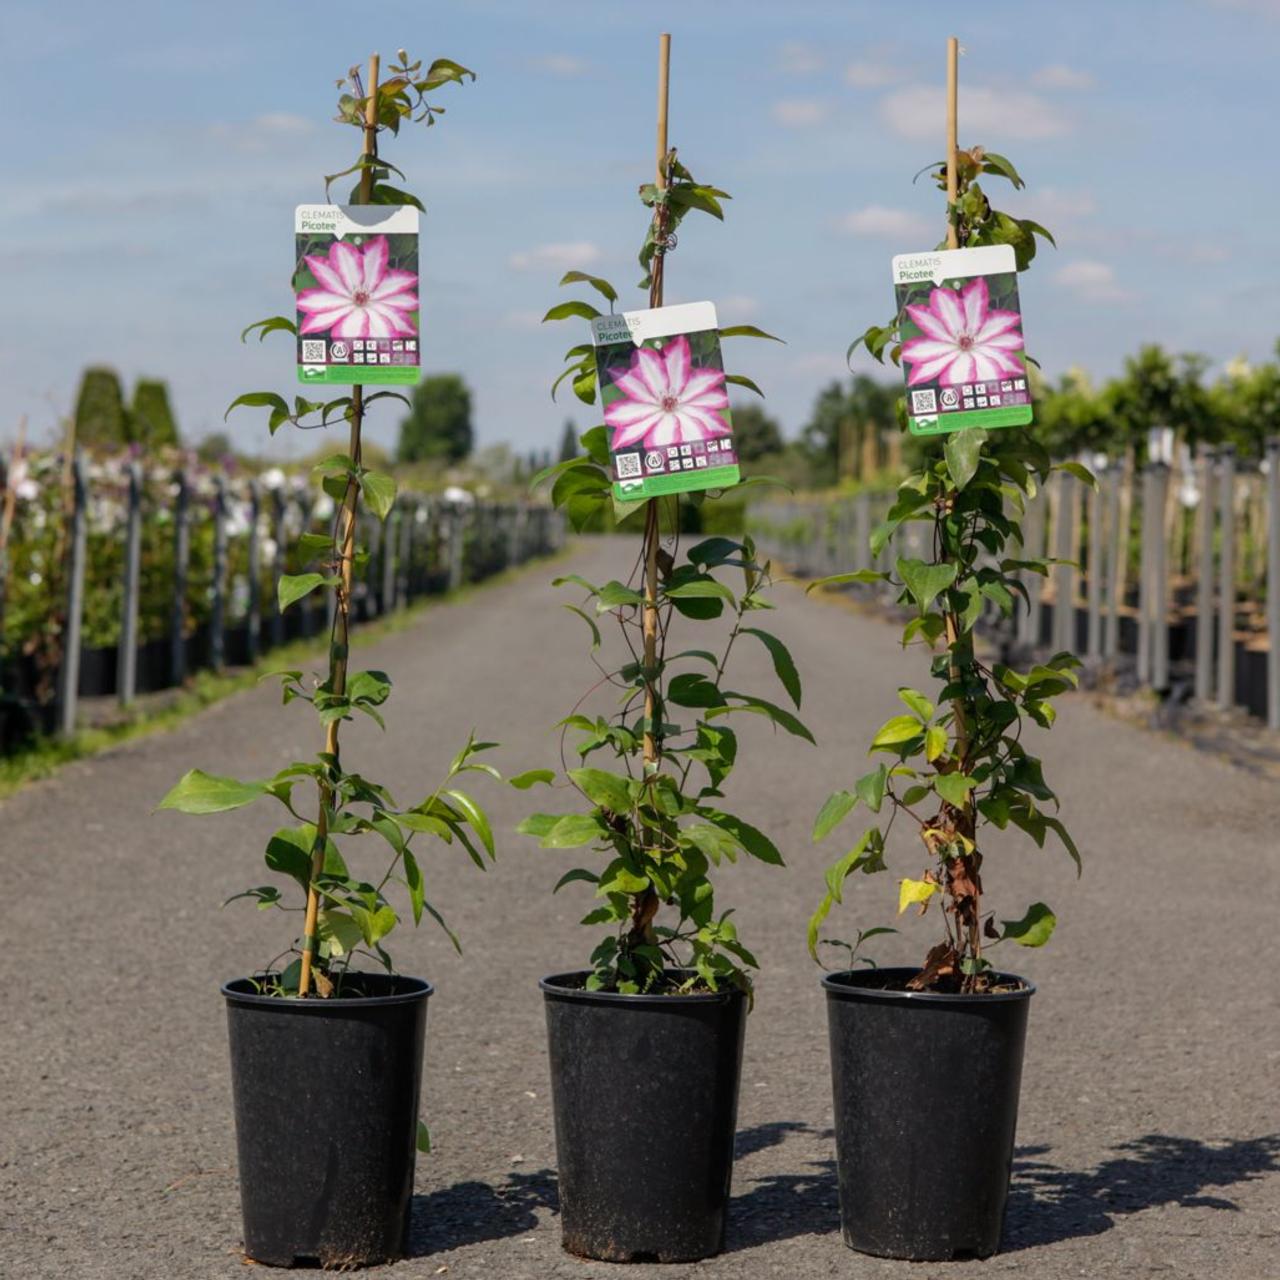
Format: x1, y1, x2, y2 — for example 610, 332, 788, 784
590, 301, 740, 501
890, 244, 1033, 436
295, 205, 420, 386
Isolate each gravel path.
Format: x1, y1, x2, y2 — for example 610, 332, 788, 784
3, 537, 1276, 1279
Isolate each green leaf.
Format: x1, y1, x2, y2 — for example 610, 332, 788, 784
278, 572, 333, 612
701, 810, 785, 865
416, 1120, 432, 1154
871, 715, 924, 749
157, 769, 266, 815
241, 316, 297, 343
1002, 901, 1057, 946
709, 694, 815, 744
724, 373, 764, 397
855, 765, 889, 812
543, 300, 602, 323
896, 558, 958, 612
813, 790, 858, 842
403, 848, 424, 925
508, 769, 555, 790
558, 270, 617, 303
934, 773, 977, 806
519, 813, 605, 848
361, 470, 398, 520
568, 768, 633, 814
664, 578, 735, 603
944, 428, 987, 490
225, 392, 289, 431
742, 627, 801, 707
1054, 460, 1097, 489
595, 580, 645, 611
897, 687, 934, 721
318, 910, 364, 956
719, 324, 784, 343
805, 569, 888, 593
264, 826, 315, 891
444, 789, 495, 860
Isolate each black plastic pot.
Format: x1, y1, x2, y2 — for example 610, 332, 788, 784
823, 967, 1034, 1261
222, 973, 431, 1268
540, 971, 746, 1263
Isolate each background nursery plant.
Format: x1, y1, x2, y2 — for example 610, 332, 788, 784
518, 136, 804, 998
158, 51, 498, 1000
808, 122, 1087, 995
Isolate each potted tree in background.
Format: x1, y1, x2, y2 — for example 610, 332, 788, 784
515, 35, 805, 1264
807, 39, 1086, 1262
157, 52, 501, 1269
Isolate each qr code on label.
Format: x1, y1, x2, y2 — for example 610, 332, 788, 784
615, 452, 643, 479
301, 340, 327, 363
911, 389, 937, 414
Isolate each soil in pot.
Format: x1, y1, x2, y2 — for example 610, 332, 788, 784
823, 967, 1034, 1261
222, 972, 431, 1268
541, 970, 746, 1263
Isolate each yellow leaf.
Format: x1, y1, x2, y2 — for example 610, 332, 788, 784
898, 877, 939, 915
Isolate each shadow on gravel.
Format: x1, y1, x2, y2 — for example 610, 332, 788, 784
406, 1168, 559, 1256
729, 1122, 839, 1249
1004, 1133, 1280, 1250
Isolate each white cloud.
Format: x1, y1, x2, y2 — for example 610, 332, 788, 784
880, 84, 1071, 141
772, 98, 830, 128
508, 241, 602, 272
500, 309, 546, 331
1010, 186, 1098, 222
838, 205, 935, 241
718, 294, 760, 319
207, 112, 314, 152
778, 41, 824, 75
1030, 64, 1096, 91
846, 59, 907, 88
529, 53, 591, 77
1051, 260, 1132, 302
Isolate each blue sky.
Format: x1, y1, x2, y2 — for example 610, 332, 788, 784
5, 0, 1278, 459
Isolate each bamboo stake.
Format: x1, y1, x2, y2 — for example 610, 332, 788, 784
945, 36, 959, 251
641, 33, 670, 769
628, 34, 671, 950
299, 52, 379, 998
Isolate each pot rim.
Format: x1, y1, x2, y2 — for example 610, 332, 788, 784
540, 968, 745, 1005
821, 966, 1035, 1004
221, 972, 433, 1009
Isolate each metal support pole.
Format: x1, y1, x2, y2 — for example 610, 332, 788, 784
1195, 448, 1215, 703
210, 474, 227, 673
170, 467, 190, 685
56, 454, 87, 736
396, 502, 412, 608
1137, 466, 1153, 686
1102, 464, 1124, 662
381, 510, 397, 611
246, 479, 262, 664
1052, 471, 1076, 654
448, 509, 464, 591
270, 487, 286, 650
1267, 438, 1280, 729
1086, 464, 1104, 661
1217, 445, 1237, 711
117, 461, 142, 705
1150, 463, 1170, 691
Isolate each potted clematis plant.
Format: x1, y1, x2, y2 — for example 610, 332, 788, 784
807, 53, 1087, 1263
156, 53, 501, 1269
517, 94, 805, 1261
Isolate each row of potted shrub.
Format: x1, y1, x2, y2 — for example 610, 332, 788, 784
158, 45, 1082, 1269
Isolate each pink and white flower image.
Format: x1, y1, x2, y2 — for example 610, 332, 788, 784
297, 236, 417, 340
900, 277, 1024, 387
603, 335, 731, 450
